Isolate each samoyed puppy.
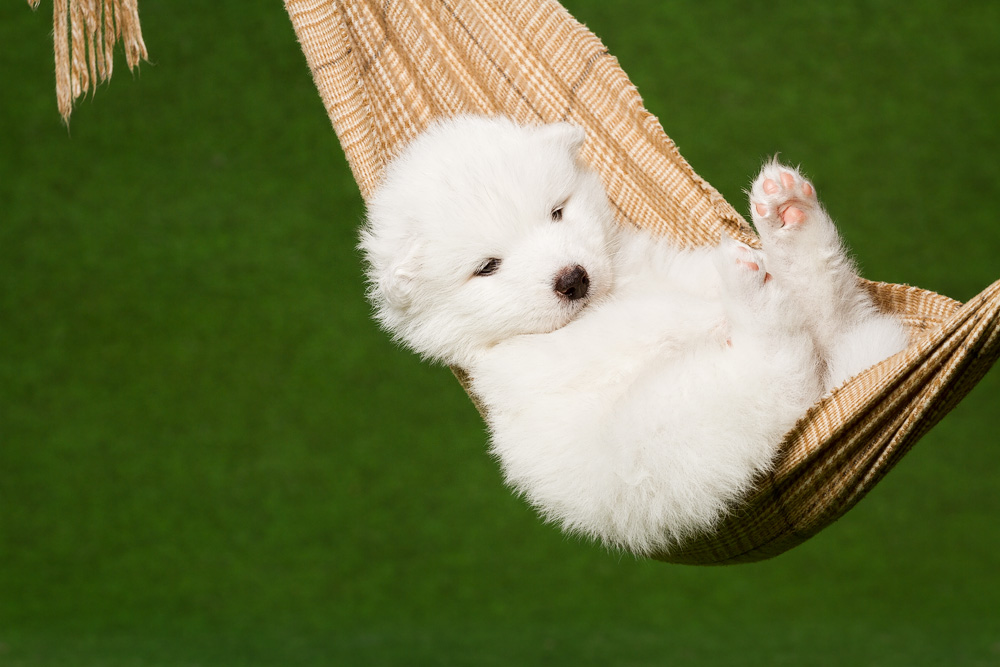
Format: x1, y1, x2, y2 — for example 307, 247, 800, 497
360, 115, 909, 555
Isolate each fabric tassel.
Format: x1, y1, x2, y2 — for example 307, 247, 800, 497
28, 0, 148, 123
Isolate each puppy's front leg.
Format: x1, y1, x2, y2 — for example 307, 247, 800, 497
712, 235, 808, 346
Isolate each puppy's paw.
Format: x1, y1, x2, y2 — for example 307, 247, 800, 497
749, 160, 820, 239
716, 236, 772, 290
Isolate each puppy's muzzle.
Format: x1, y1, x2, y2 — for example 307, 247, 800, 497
553, 265, 590, 301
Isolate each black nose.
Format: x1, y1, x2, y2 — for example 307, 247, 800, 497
553, 265, 590, 300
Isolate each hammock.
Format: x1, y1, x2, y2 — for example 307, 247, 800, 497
35, 0, 997, 565
280, 0, 1000, 565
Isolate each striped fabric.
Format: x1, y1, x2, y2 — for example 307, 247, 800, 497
284, 0, 1000, 564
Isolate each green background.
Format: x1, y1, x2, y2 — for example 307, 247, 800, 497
2, 1, 998, 664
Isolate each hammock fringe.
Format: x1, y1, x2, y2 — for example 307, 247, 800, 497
28, 0, 148, 123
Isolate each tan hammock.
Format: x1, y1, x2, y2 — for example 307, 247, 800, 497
282, 0, 1000, 565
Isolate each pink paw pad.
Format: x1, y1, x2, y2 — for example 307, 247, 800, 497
732, 246, 773, 283
781, 206, 806, 225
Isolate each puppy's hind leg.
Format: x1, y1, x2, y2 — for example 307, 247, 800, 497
748, 160, 861, 316
748, 159, 908, 388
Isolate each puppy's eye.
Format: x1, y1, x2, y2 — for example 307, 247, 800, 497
475, 258, 502, 277
551, 198, 570, 221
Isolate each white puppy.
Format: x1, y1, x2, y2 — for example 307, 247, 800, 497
360, 116, 909, 555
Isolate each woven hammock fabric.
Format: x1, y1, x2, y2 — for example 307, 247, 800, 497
284, 0, 1000, 564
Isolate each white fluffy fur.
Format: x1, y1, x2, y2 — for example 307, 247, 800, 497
360, 116, 910, 555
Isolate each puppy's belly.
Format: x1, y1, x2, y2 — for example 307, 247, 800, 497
467, 284, 819, 553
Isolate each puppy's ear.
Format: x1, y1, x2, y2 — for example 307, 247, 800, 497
540, 122, 586, 157
378, 240, 422, 310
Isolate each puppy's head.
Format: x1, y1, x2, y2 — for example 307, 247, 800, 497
360, 116, 618, 367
